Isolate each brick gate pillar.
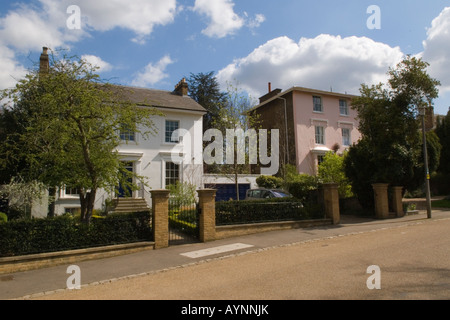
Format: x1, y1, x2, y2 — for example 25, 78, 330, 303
372, 183, 390, 219
151, 190, 170, 249
392, 186, 404, 217
323, 183, 340, 225
197, 189, 217, 242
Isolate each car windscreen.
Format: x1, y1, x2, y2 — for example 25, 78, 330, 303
271, 191, 291, 198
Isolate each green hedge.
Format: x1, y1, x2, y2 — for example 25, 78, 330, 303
0, 211, 152, 257
216, 197, 324, 226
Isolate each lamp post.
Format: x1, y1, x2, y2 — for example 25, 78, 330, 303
419, 105, 432, 219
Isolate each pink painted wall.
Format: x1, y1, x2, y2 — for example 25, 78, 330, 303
292, 90, 361, 175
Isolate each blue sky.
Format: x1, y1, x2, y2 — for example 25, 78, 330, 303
1, 0, 449, 115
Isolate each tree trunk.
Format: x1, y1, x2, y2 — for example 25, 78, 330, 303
86, 189, 96, 224
235, 165, 240, 201
79, 189, 96, 224
47, 187, 56, 218
80, 190, 87, 222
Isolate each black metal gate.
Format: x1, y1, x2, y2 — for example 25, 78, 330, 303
168, 198, 200, 245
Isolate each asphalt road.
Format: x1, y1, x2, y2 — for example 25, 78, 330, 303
30, 214, 450, 301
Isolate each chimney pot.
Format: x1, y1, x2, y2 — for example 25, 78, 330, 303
39, 47, 50, 74
268, 82, 272, 93
174, 78, 189, 96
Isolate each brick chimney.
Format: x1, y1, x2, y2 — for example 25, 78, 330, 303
174, 78, 188, 96
259, 88, 282, 104
39, 47, 49, 74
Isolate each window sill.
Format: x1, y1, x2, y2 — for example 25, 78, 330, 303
59, 196, 80, 200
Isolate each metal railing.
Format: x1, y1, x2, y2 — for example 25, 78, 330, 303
216, 191, 325, 226
168, 198, 199, 244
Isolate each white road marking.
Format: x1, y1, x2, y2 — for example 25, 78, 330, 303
181, 243, 255, 259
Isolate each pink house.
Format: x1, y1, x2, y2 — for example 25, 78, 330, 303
251, 85, 361, 176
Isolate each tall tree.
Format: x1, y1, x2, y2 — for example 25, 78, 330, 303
1, 51, 160, 223
345, 56, 441, 209
187, 72, 226, 132
207, 83, 260, 200
388, 56, 440, 109
435, 108, 450, 176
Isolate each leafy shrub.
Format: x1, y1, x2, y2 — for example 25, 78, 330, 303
216, 197, 324, 225
285, 175, 319, 202
0, 211, 152, 257
6, 206, 27, 220
344, 139, 376, 210
256, 175, 283, 189
0, 212, 7, 223
168, 182, 197, 204
431, 172, 450, 196
318, 152, 353, 199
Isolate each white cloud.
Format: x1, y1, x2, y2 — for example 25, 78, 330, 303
193, 0, 265, 38
0, 0, 178, 91
0, 4, 68, 52
0, 0, 178, 52
193, 0, 244, 38
0, 45, 27, 90
81, 55, 113, 73
421, 7, 450, 93
131, 55, 174, 88
217, 34, 405, 99
67, 0, 177, 44
247, 13, 266, 30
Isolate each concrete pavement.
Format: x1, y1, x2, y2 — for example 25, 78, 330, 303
1, 209, 449, 300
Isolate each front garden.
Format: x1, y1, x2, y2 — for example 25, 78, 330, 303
0, 211, 152, 257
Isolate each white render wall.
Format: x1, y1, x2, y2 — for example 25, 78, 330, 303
202, 174, 259, 189
54, 107, 205, 215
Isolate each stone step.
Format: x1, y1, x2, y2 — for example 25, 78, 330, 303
111, 198, 150, 213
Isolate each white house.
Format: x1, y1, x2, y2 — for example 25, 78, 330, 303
54, 79, 207, 215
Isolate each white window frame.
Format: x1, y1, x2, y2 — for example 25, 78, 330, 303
339, 99, 349, 116
313, 96, 323, 113
60, 186, 80, 199
164, 161, 180, 188
120, 124, 136, 142
165, 120, 180, 144
315, 125, 325, 145
342, 128, 351, 146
